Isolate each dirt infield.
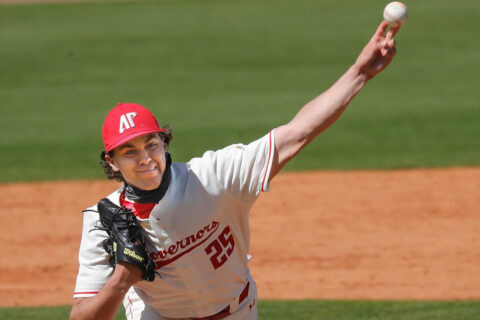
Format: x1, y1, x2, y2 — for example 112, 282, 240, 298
0, 168, 479, 307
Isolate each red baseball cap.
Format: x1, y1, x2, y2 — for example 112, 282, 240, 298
102, 103, 166, 152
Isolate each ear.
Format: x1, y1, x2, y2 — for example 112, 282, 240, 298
105, 154, 120, 172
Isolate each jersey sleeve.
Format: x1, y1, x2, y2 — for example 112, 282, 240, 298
73, 207, 113, 298
191, 130, 275, 202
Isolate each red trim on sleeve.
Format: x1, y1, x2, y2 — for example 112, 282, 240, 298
261, 131, 273, 192
128, 293, 134, 318
74, 291, 99, 295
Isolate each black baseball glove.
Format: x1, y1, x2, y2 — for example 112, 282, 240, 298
95, 198, 156, 282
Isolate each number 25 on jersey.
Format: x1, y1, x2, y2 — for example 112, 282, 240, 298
205, 226, 235, 269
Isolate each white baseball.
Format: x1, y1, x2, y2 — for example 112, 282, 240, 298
383, 2, 408, 27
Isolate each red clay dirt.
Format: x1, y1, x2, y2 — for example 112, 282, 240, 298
0, 168, 479, 307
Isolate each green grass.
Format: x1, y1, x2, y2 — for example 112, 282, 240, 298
0, 305, 125, 320
1, 300, 480, 320
1, 0, 479, 182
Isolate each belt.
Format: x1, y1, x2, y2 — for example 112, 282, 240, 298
192, 305, 231, 320
192, 281, 250, 320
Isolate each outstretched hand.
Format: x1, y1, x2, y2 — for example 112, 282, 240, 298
354, 21, 400, 79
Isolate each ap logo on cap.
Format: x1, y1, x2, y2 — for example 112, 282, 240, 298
102, 103, 166, 152
119, 112, 137, 133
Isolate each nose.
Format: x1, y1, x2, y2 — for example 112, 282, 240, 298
138, 149, 151, 165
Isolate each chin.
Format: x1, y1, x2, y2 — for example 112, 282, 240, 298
142, 179, 162, 191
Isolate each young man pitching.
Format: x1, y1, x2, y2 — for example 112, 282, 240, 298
70, 21, 400, 320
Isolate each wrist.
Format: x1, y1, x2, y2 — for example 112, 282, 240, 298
348, 64, 370, 84
108, 275, 132, 296
109, 263, 142, 293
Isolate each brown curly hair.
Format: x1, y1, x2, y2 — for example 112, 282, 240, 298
99, 126, 173, 182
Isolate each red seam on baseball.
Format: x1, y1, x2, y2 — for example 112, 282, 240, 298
384, 11, 401, 25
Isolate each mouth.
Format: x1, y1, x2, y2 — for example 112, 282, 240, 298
137, 166, 158, 174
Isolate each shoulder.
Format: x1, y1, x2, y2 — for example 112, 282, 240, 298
180, 131, 275, 196
188, 131, 273, 168
81, 187, 123, 228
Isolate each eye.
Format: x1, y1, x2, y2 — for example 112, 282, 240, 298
147, 143, 158, 150
124, 149, 136, 156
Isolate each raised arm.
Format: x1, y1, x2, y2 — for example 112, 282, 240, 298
270, 21, 400, 178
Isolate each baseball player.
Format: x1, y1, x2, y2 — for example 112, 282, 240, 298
70, 21, 400, 320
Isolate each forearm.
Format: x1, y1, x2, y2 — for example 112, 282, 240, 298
273, 65, 368, 171
291, 65, 368, 143
271, 21, 398, 178
70, 264, 141, 320
70, 279, 129, 320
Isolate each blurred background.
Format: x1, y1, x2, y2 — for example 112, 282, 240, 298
1, 0, 479, 183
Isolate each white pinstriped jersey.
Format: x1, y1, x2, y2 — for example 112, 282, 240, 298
73, 131, 275, 318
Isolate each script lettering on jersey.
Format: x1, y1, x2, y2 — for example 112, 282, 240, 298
119, 112, 137, 133
150, 221, 219, 269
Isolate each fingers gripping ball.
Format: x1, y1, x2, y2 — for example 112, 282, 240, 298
383, 2, 408, 27
96, 198, 157, 282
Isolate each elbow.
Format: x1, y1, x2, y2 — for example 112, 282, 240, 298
69, 310, 78, 320
279, 123, 311, 146
69, 309, 90, 320
70, 298, 87, 320
285, 127, 312, 157
275, 124, 310, 162
70, 306, 82, 320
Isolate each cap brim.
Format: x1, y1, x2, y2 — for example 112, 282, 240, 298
106, 128, 167, 152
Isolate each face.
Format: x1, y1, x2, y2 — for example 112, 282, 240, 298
106, 133, 167, 191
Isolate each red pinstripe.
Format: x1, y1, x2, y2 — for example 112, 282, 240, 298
128, 294, 134, 319
261, 131, 273, 192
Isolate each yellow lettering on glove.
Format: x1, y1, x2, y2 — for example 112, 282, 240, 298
124, 248, 144, 262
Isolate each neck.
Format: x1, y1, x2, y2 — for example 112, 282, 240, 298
124, 152, 172, 204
